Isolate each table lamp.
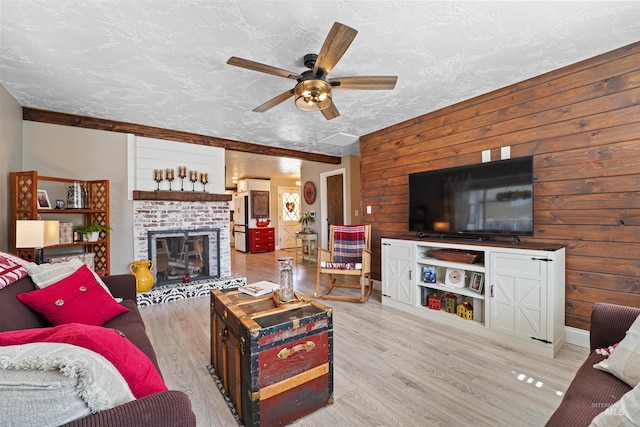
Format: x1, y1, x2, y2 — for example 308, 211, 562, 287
15, 220, 60, 264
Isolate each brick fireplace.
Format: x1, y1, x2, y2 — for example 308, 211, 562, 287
132, 191, 244, 305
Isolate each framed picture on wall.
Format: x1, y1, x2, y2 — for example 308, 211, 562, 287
251, 190, 269, 219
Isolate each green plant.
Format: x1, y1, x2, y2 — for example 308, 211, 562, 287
73, 223, 112, 234
299, 212, 315, 228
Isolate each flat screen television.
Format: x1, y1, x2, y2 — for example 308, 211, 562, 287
408, 156, 534, 238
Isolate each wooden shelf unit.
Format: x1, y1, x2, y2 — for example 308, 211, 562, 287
9, 171, 110, 275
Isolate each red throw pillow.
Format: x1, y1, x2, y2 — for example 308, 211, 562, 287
0, 323, 168, 398
16, 264, 128, 326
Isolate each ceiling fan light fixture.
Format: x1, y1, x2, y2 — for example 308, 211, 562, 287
294, 79, 332, 111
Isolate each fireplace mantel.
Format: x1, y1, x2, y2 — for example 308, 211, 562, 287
133, 190, 232, 202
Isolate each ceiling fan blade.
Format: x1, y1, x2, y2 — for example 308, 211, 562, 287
227, 57, 300, 80
321, 103, 340, 120
253, 89, 295, 112
330, 76, 398, 90
313, 22, 358, 76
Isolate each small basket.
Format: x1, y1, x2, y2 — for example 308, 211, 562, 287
431, 249, 481, 264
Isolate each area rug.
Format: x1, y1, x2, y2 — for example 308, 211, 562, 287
206, 364, 243, 426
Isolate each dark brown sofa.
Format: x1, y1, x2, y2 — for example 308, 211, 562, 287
0, 273, 196, 427
546, 302, 640, 426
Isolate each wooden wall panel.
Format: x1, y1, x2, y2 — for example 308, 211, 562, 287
360, 41, 640, 330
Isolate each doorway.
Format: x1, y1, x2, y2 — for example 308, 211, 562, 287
320, 168, 347, 248
278, 186, 301, 249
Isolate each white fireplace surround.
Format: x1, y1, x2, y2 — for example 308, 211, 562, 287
133, 199, 231, 279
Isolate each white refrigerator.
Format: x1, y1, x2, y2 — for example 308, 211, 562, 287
233, 194, 248, 252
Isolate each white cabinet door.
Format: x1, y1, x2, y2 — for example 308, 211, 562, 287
489, 252, 548, 342
381, 240, 414, 305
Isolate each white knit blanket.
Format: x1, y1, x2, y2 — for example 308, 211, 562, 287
0, 342, 135, 427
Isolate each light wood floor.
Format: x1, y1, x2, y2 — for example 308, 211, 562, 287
140, 248, 587, 427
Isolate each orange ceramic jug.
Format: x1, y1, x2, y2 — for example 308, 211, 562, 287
129, 260, 154, 292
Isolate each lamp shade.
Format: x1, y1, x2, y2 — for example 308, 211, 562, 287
16, 220, 60, 248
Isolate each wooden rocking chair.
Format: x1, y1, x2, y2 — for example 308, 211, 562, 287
315, 224, 372, 303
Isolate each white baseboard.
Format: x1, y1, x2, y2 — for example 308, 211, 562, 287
565, 326, 589, 348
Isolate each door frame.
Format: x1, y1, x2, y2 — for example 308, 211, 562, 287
320, 168, 347, 249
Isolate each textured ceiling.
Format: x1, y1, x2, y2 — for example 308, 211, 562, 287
2, 1, 640, 187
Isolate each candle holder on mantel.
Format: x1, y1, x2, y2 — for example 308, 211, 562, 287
154, 169, 164, 191
190, 170, 198, 191
178, 166, 187, 191
166, 168, 175, 191
200, 173, 209, 192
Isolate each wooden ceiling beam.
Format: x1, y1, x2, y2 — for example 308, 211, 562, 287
22, 107, 342, 165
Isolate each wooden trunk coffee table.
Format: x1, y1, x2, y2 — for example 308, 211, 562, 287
210, 289, 333, 426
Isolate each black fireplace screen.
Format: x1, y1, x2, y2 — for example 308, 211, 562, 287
147, 228, 220, 286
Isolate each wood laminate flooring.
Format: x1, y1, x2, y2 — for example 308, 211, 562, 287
140, 248, 587, 427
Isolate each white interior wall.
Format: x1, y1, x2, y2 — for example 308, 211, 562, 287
20, 124, 228, 274
0, 85, 23, 250
22, 122, 132, 273
129, 136, 225, 197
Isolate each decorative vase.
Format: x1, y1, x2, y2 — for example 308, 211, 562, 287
129, 260, 155, 292
277, 257, 294, 302
67, 182, 86, 209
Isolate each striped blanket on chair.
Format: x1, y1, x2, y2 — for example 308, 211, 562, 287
332, 225, 366, 264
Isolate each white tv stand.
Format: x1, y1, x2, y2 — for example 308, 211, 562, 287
381, 236, 566, 358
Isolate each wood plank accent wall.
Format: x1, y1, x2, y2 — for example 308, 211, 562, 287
360, 41, 640, 331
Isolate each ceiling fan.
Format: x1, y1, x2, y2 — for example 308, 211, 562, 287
227, 22, 398, 120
